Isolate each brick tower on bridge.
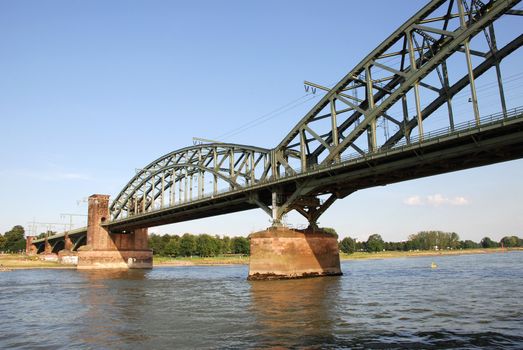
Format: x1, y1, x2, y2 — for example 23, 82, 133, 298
77, 194, 152, 269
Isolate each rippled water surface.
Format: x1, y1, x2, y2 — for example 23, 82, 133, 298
1, 252, 522, 349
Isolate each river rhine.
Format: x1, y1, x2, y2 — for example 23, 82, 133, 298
1, 252, 522, 349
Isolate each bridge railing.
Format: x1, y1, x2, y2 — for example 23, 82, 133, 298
109, 106, 523, 222
393, 107, 523, 149
285, 106, 523, 176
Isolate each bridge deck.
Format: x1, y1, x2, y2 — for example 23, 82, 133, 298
34, 108, 523, 243
107, 108, 523, 232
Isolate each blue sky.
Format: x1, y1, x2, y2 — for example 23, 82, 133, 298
1, 0, 522, 242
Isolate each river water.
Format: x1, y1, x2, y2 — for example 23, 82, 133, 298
1, 252, 522, 349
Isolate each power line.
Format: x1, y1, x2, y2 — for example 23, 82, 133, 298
215, 93, 318, 140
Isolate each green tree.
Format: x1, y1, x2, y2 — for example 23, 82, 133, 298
480, 237, 498, 248
339, 237, 356, 254
384, 241, 405, 251
407, 231, 460, 250
3, 225, 26, 252
148, 234, 167, 255
322, 227, 338, 238
500, 236, 520, 247
365, 234, 384, 252
196, 234, 220, 257
460, 240, 479, 249
164, 236, 180, 256
179, 233, 197, 256
355, 240, 365, 252
449, 232, 460, 249
221, 236, 232, 254
231, 237, 250, 255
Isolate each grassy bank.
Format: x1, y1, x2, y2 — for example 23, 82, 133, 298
340, 247, 522, 260
154, 255, 249, 266
155, 248, 522, 266
1, 248, 520, 270
0, 254, 70, 269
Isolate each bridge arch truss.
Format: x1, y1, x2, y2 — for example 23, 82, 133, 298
110, 144, 271, 221
259, 0, 523, 227
274, 0, 522, 174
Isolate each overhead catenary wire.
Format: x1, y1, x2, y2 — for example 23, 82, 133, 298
214, 93, 318, 141
214, 56, 522, 143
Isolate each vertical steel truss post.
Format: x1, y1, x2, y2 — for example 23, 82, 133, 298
442, 61, 455, 130
488, 24, 508, 117
365, 64, 377, 151
110, 144, 271, 220
271, 190, 283, 227
407, 29, 424, 141
109, 0, 521, 224
458, 0, 481, 124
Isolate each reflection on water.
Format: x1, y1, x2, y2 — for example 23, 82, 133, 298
75, 270, 150, 348
250, 277, 341, 347
1, 252, 522, 349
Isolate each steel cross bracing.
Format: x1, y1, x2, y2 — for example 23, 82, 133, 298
270, 0, 523, 227
110, 144, 271, 221
109, 0, 523, 229
34, 0, 523, 244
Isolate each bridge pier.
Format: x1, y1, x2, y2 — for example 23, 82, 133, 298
77, 194, 152, 269
44, 236, 52, 255
25, 236, 37, 255
248, 226, 342, 280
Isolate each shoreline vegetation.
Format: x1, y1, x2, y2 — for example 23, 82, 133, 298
2, 248, 522, 270
3, 227, 522, 270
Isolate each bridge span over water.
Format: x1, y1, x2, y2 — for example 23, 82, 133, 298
29, 0, 523, 279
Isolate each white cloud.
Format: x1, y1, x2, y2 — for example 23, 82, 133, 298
449, 196, 468, 206
404, 194, 469, 207
403, 195, 423, 206
427, 194, 446, 206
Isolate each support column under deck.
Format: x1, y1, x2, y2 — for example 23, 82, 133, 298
25, 236, 37, 255
248, 226, 342, 280
77, 194, 152, 269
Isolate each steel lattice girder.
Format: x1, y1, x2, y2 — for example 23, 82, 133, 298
274, 0, 521, 172
110, 144, 270, 220
38, 0, 523, 241
111, 0, 522, 225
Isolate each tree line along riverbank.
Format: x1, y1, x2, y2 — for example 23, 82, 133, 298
2, 248, 522, 270
147, 230, 523, 258
1, 226, 522, 269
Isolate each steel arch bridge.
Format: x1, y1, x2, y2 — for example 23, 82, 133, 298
33, 0, 523, 249
110, 144, 272, 221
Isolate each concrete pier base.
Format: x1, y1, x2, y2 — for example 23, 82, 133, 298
248, 226, 342, 280
77, 248, 152, 269
77, 194, 152, 269
58, 250, 78, 265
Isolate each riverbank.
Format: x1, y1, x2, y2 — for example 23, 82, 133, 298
0, 253, 251, 269
340, 247, 522, 260
1, 248, 521, 269
0, 254, 73, 270
154, 255, 249, 266
154, 248, 522, 266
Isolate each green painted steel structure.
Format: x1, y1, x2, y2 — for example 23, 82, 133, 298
33, 0, 523, 250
